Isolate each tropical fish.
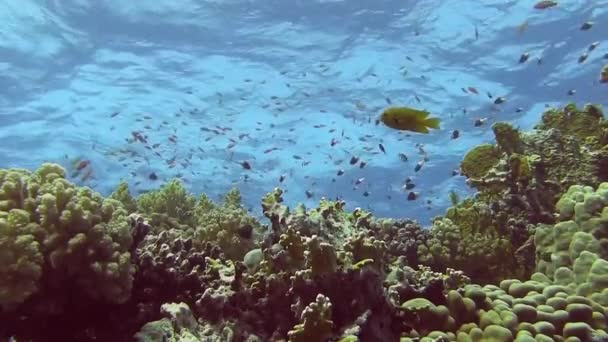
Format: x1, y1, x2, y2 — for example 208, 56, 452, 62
534, 1, 557, 9
377, 107, 440, 133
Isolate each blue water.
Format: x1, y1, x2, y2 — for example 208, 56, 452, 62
1, 0, 606, 225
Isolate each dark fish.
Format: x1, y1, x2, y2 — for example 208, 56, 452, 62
75, 160, 90, 171
519, 52, 530, 63
494, 97, 506, 104
359, 161, 366, 169
149, 172, 158, 180
516, 107, 523, 113
398, 153, 408, 162
404, 182, 416, 190
110, 112, 120, 117
355, 177, 365, 186
580, 21, 593, 30
379, 143, 386, 154
487, 92, 493, 99
414, 161, 424, 172
533, 0, 557, 9
350, 156, 359, 165
305, 190, 313, 198
451, 169, 460, 176
474, 118, 487, 127
567, 89, 576, 96
407, 192, 418, 201
337, 169, 344, 176
241, 161, 252, 170
451, 130, 460, 139
279, 174, 286, 182
578, 53, 588, 64
589, 41, 599, 51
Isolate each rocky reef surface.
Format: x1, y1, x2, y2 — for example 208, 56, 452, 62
1, 103, 607, 341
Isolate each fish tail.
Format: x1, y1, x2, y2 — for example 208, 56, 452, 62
424, 117, 440, 129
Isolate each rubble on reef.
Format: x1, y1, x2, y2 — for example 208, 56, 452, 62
0, 103, 607, 341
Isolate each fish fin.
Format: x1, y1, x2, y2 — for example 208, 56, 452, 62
416, 125, 430, 134
424, 117, 440, 129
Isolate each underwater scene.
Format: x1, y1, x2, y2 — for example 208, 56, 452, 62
1, 0, 608, 341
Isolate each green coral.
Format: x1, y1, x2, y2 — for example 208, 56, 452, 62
109, 181, 138, 213
193, 188, 262, 261
417, 218, 513, 284
0, 164, 135, 308
535, 103, 605, 143
137, 179, 197, 226
460, 143, 502, 179
493, 122, 524, 155
0, 209, 44, 307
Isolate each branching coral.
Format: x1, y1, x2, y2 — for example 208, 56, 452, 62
192, 188, 262, 261
137, 179, 197, 227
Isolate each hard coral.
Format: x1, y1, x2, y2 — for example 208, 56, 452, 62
193, 188, 262, 261
137, 178, 197, 227
0, 163, 137, 341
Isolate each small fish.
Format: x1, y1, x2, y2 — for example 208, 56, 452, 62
567, 89, 576, 96
279, 174, 286, 182
359, 161, 367, 169
378, 143, 386, 154
580, 21, 593, 30
578, 53, 588, 63
588, 41, 599, 51
331, 138, 339, 146
363, 191, 370, 197
350, 156, 359, 165
305, 190, 314, 198
398, 153, 408, 162
414, 160, 424, 172
533, 1, 557, 9
355, 177, 365, 185
110, 112, 120, 118
519, 52, 530, 63
75, 160, 90, 171
516, 107, 524, 113
403, 177, 416, 190
377, 106, 440, 133
407, 192, 418, 201
451, 130, 460, 139
337, 169, 344, 176
494, 97, 506, 104
467, 86, 479, 94
241, 161, 252, 170
149, 172, 158, 180
451, 169, 460, 176
474, 118, 487, 127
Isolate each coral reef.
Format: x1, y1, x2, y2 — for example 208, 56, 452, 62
0, 103, 607, 341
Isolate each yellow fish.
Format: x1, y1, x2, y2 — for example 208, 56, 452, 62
377, 106, 441, 133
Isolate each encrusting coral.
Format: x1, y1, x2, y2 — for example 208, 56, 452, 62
0, 103, 607, 341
